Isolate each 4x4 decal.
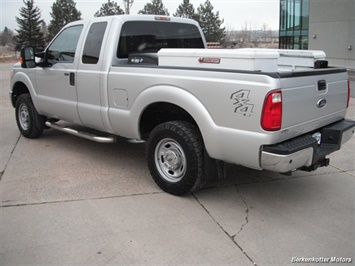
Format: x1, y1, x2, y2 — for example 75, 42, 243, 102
230, 90, 254, 117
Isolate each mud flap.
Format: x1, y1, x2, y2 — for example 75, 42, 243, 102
204, 152, 227, 182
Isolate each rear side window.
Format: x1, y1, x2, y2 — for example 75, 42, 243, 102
82, 22, 107, 64
117, 21, 204, 58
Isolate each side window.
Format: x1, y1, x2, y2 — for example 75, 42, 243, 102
82, 22, 107, 64
47, 25, 83, 64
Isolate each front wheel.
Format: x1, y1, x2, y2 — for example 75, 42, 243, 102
146, 121, 205, 195
15, 94, 45, 138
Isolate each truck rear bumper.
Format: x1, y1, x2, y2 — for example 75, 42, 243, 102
261, 119, 355, 173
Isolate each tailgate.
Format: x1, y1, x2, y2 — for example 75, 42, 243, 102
280, 68, 349, 135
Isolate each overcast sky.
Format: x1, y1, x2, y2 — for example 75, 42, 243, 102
0, 0, 280, 32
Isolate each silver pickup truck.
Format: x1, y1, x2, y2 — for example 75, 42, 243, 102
10, 15, 355, 195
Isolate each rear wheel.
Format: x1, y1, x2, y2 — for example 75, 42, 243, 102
15, 94, 45, 138
146, 121, 205, 195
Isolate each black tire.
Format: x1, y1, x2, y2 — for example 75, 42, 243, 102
15, 94, 45, 138
146, 121, 205, 195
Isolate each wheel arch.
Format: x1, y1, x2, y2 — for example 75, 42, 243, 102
134, 85, 217, 145
10, 72, 36, 107
139, 102, 198, 140
11, 81, 30, 107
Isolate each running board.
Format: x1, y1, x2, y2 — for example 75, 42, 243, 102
45, 121, 116, 143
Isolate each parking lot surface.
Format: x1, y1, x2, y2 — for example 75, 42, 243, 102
1, 62, 354, 265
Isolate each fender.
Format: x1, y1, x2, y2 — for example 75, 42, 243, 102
108, 85, 220, 155
10, 70, 38, 108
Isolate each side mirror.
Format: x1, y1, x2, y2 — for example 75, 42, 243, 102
36, 51, 53, 68
20, 46, 36, 68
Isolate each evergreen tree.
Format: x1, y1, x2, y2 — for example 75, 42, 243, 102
15, 0, 45, 52
138, 0, 169, 16
47, 0, 82, 41
197, 0, 226, 42
174, 0, 198, 21
1, 27, 15, 46
95, 0, 124, 17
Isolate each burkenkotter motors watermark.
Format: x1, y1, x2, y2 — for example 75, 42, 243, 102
291, 257, 352, 263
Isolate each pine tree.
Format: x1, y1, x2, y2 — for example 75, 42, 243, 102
197, 0, 226, 42
174, 0, 198, 21
15, 0, 45, 52
1, 27, 15, 46
95, 0, 124, 17
138, 0, 169, 16
47, 0, 82, 42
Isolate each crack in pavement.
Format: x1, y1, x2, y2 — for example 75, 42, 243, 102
329, 164, 355, 175
0, 191, 164, 208
192, 193, 257, 266
234, 185, 249, 236
192, 168, 351, 266
1, 133, 21, 182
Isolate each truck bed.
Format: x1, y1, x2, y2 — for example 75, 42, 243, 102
122, 48, 349, 144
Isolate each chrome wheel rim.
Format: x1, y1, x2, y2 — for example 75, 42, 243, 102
18, 103, 30, 130
155, 138, 187, 183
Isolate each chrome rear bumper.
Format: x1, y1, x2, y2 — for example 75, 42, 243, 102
261, 119, 355, 173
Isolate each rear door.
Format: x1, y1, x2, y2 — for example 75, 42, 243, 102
76, 21, 108, 131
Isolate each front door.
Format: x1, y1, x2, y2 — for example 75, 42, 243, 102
35, 24, 84, 124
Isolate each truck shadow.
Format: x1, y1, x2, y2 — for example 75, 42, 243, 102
2, 128, 342, 207
38, 128, 346, 203
41, 128, 336, 193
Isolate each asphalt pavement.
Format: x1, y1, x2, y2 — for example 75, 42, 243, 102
1, 62, 354, 265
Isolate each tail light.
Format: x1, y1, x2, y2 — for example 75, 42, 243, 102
261, 90, 282, 131
346, 79, 350, 108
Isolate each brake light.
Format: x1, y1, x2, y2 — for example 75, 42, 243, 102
155, 16, 171, 21
346, 79, 350, 108
261, 90, 282, 131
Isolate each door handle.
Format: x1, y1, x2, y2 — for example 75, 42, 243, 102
64, 72, 75, 86
63, 73, 75, 86
69, 73, 75, 86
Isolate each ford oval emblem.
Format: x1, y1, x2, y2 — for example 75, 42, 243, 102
317, 99, 327, 108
